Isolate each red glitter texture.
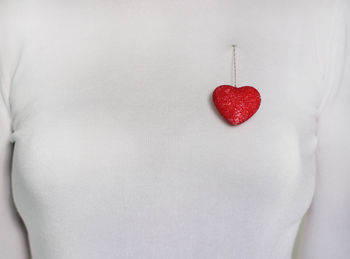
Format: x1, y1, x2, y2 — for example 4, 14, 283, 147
212, 85, 261, 125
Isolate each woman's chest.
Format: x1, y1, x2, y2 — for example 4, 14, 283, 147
10, 0, 320, 239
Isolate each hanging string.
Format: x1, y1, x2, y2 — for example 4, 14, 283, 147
232, 45, 237, 87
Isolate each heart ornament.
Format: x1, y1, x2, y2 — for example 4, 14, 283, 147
212, 85, 261, 125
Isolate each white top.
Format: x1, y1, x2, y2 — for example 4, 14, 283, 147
1, 0, 349, 258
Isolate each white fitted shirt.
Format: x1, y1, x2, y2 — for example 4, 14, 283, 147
1, 0, 349, 258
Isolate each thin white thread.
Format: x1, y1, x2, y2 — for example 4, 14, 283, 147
232, 45, 237, 86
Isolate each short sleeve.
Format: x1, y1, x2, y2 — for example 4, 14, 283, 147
294, 0, 350, 258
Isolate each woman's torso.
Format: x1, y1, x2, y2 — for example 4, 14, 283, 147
1, 0, 329, 258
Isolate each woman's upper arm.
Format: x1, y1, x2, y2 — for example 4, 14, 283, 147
295, 0, 350, 258
0, 3, 30, 258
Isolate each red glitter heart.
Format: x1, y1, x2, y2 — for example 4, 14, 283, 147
212, 85, 261, 125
